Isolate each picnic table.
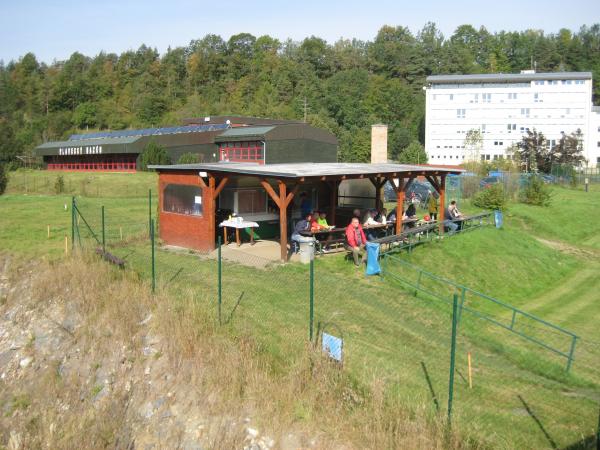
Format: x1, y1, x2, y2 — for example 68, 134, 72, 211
219, 219, 259, 246
299, 218, 418, 255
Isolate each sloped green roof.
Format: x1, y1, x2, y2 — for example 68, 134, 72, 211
214, 126, 275, 141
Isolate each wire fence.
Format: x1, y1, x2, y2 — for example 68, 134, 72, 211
69, 196, 600, 449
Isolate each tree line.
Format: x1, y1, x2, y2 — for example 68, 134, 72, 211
1, 23, 599, 167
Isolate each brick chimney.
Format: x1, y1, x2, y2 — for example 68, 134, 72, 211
371, 124, 388, 164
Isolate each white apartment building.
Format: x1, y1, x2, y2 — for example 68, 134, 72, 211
424, 71, 600, 167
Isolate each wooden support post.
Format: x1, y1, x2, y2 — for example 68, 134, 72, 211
468, 351, 473, 389
47, 225, 50, 239
207, 175, 216, 249
438, 174, 446, 236
329, 181, 338, 226
278, 181, 288, 262
396, 178, 405, 235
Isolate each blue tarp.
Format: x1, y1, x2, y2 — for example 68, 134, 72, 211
365, 242, 381, 276
495, 210, 503, 228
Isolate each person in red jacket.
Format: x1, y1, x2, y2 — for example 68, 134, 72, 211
345, 217, 367, 266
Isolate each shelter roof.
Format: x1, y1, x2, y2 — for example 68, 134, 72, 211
149, 162, 464, 179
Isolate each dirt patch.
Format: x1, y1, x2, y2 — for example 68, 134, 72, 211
535, 237, 598, 259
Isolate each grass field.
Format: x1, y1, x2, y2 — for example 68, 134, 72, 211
1, 171, 599, 449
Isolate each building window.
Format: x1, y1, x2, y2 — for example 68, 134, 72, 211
481, 124, 486, 133
473, 94, 479, 103
521, 108, 530, 118
562, 80, 572, 85
219, 141, 265, 163
456, 108, 466, 118
507, 123, 516, 132
547, 80, 558, 85
534, 93, 541, 102
237, 189, 267, 215
575, 80, 584, 85
163, 184, 203, 216
508, 93, 518, 99
483, 93, 491, 103
597, 142, 600, 147
449, 94, 454, 100
534, 80, 544, 85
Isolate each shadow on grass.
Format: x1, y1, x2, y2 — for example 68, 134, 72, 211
224, 291, 245, 325
517, 394, 558, 450
421, 361, 440, 413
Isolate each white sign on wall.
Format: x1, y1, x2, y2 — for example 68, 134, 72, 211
58, 145, 103, 156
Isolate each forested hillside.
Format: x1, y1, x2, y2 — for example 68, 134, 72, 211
1, 23, 599, 164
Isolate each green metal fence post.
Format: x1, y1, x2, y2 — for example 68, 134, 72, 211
148, 189, 152, 236
447, 293, 458, 425
150, 218, 155, 294
309, 256, 314, 342
101, 205, 105, 253
218, 236, 222, 326
71, 197, 75, 251
566, 335, 577, 372
596, 405, 599, 450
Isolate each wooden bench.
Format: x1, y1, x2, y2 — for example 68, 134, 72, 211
95, 248, 126, 268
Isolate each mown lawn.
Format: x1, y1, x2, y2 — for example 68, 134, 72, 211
1, 171, 599, 449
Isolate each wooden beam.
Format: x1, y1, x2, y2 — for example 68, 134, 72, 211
425, 175, 441, 193
329, 180, 338, 226
438, 174, 446, 236
207, 175, 216, 250
198, 175, 207, 189
395, 178, 406, 235
284, 183, 301, 208
260, 179, 281, 207
278, 181, 288, 262
213, 177, 229, 199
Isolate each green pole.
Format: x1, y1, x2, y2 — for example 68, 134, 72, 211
309, 256, 314, 341
151, 218, 155, 294
218, 236, 222, 326
71, 196, 75, 250
101, 205, 105, 253
148, 189, 152, 236
448, 293, 458, 425
596, 405, 599, 450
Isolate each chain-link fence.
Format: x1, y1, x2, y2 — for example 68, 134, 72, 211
70, 196, 600, 448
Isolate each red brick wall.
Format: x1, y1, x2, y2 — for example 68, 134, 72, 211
158, 171, 215, 252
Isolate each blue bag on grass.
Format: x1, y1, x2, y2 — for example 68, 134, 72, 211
365, 242, 381, 276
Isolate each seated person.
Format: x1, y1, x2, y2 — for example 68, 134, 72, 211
377, 208, 388, 224
387, 208, 397, 223
363, 210, 380, 240
291, 213, 313, 250
444, 200, 464, 232
310, 212, 325, 232
352, 208, 362, 219
403, 203, 417, 228
345, 217, 367, 267
317, 211, 330, 228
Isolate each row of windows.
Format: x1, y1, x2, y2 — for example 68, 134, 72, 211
219, 141, 264, 163
455, 107, 576, 119
534, 79, 585, 85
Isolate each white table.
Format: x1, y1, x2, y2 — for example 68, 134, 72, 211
219, 220, 260, 246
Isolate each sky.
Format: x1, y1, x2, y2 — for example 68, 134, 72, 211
1, 0, 599, 64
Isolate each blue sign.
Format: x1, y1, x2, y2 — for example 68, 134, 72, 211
322, 332, 343, 362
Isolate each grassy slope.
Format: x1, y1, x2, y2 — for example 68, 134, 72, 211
1, 172, 599, 449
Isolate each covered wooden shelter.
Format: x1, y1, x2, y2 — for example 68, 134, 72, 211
150, 162, 464, 261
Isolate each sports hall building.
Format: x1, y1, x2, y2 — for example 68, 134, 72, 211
33, 116, 338, 171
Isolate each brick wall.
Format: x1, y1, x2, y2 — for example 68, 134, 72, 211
158, 171, 215, 252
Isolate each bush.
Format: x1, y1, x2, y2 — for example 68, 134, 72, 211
519, 176, 552, 207
177, 152, 201, 164
472, 183, 507, 211
54, 175, 65, 194
0, 164, 7, 195
139, 140, 171, 171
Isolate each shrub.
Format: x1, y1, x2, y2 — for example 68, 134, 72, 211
139, 140, 171, 171
519, 175, 552, 207
472, 183, 507, 211
177, 152, 201, 164
0, 163, 7, 195
54, 175, 65, 194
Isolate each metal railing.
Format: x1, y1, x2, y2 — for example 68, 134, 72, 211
381, 254, 579, 371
